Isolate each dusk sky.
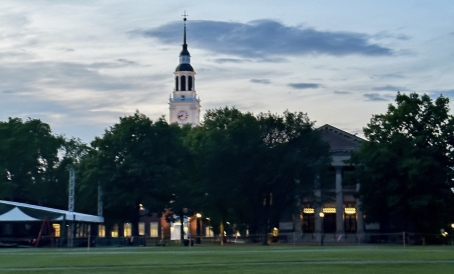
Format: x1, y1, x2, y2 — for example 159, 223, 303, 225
1, 0, 453, 143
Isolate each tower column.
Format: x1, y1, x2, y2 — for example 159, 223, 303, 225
335, 166, 344, 235
356, 182, 365, 234
314, 174, 322, 234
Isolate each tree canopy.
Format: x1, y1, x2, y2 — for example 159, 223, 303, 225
0, 117, 65, 206
82, 112, 189, 232
353, 92, 454, 233
189, 107, 330, 241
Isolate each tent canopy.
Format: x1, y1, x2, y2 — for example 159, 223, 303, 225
0, 200, 104, 223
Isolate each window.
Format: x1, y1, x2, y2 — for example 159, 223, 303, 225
138, 222, 145, 236
76, 223, 89, 238
52, 224, 61, 237
98, 225, 106, 237
150, 222, 158, 237
124, 223, 132, 237
188, 76, 193, 90
205, 226, 213, 237
111, 224, 119, 238
175, 76, 179, 91
180, 75, 186, 91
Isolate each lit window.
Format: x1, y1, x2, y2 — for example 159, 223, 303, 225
345, 208, 357, 215
272, 227, 279, 237
124, 223, 132, 237
303, 208, 314, 214
150, 222, 158, 237
206, 226, 213, 237
98, 225, 106, 238
111, 224, 119, 238
138, 222, 145, 236
52, 224, 61, 237
322, 208, 336, 213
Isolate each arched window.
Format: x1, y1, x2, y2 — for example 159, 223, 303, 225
188, 76, 193, 91
180, 75, 186, 91
175, 76, 178, 91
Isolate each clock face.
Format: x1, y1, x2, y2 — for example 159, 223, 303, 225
177, 110, 189, 122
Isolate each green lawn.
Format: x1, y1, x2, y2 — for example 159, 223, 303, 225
0, 245, 453, 273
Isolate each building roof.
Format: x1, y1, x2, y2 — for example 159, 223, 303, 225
318, 124, 364, 153
0, 200, 104, 223
175, 63, 194, 72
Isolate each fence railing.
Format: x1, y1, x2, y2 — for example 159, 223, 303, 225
2, 232, 453, 247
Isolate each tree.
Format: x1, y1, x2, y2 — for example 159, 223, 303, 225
84, 112, 189, 235
191, 107, 330, 243
53, 138, 92, 210
0, 117, 64, 204
353, 92, 454, 233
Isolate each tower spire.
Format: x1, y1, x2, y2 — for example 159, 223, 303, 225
180, 11, 190, 57
170, 11, 200, 126
183, 11, 188, 45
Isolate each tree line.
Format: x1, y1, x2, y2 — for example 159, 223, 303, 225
1, 93, 454, 236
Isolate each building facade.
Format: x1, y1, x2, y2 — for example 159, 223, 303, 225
295, 124, 366, 242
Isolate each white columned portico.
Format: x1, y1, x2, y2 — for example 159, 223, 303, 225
335, 166, 344, 235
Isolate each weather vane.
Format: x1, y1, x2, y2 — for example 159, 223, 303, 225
182, 10, 188, 21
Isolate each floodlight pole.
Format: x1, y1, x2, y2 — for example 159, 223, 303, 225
68, 168, 75, 212
68, 168, 76, 247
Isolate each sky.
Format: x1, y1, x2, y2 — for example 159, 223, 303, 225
1, 0, 454, 143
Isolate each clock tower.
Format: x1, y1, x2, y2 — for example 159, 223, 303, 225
169, 15, 201, 126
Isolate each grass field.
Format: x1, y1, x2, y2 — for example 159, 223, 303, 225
0, 245, 453, 274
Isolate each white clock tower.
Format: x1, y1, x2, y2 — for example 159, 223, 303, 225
169, 15, 201, 126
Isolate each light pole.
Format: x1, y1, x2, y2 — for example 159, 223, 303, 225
451, 223, 454, 246
196, 213, 202, 244
206, 217, 212, 237
319, 212, 325, 246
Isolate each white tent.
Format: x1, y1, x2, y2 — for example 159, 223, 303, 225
0, 207, 40, 221
0, 200, 104, 223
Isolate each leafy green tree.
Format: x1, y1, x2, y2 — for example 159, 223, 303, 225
353, 92, 454, 233
191, 107, 330, 243
0, 117, 64, 204
192, 107, 262, 237
50, 138, 91, 210
85, 112, 189, 235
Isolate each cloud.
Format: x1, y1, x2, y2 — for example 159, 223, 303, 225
213, 58, 251, 64
373, 31, 411, 40
288, 83, 321, 89
429, 89, 454, 98
250, 79, 271, 84
334, 91, 350, 94
134, 19, 394, 60
58, 47, 75, 52
0, 51, 32, 60
371, 85, 406, 91
0, 61, 141, 99
370, 73, 405, 79
89, 58, 138, 69
363, 93, 391, 101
